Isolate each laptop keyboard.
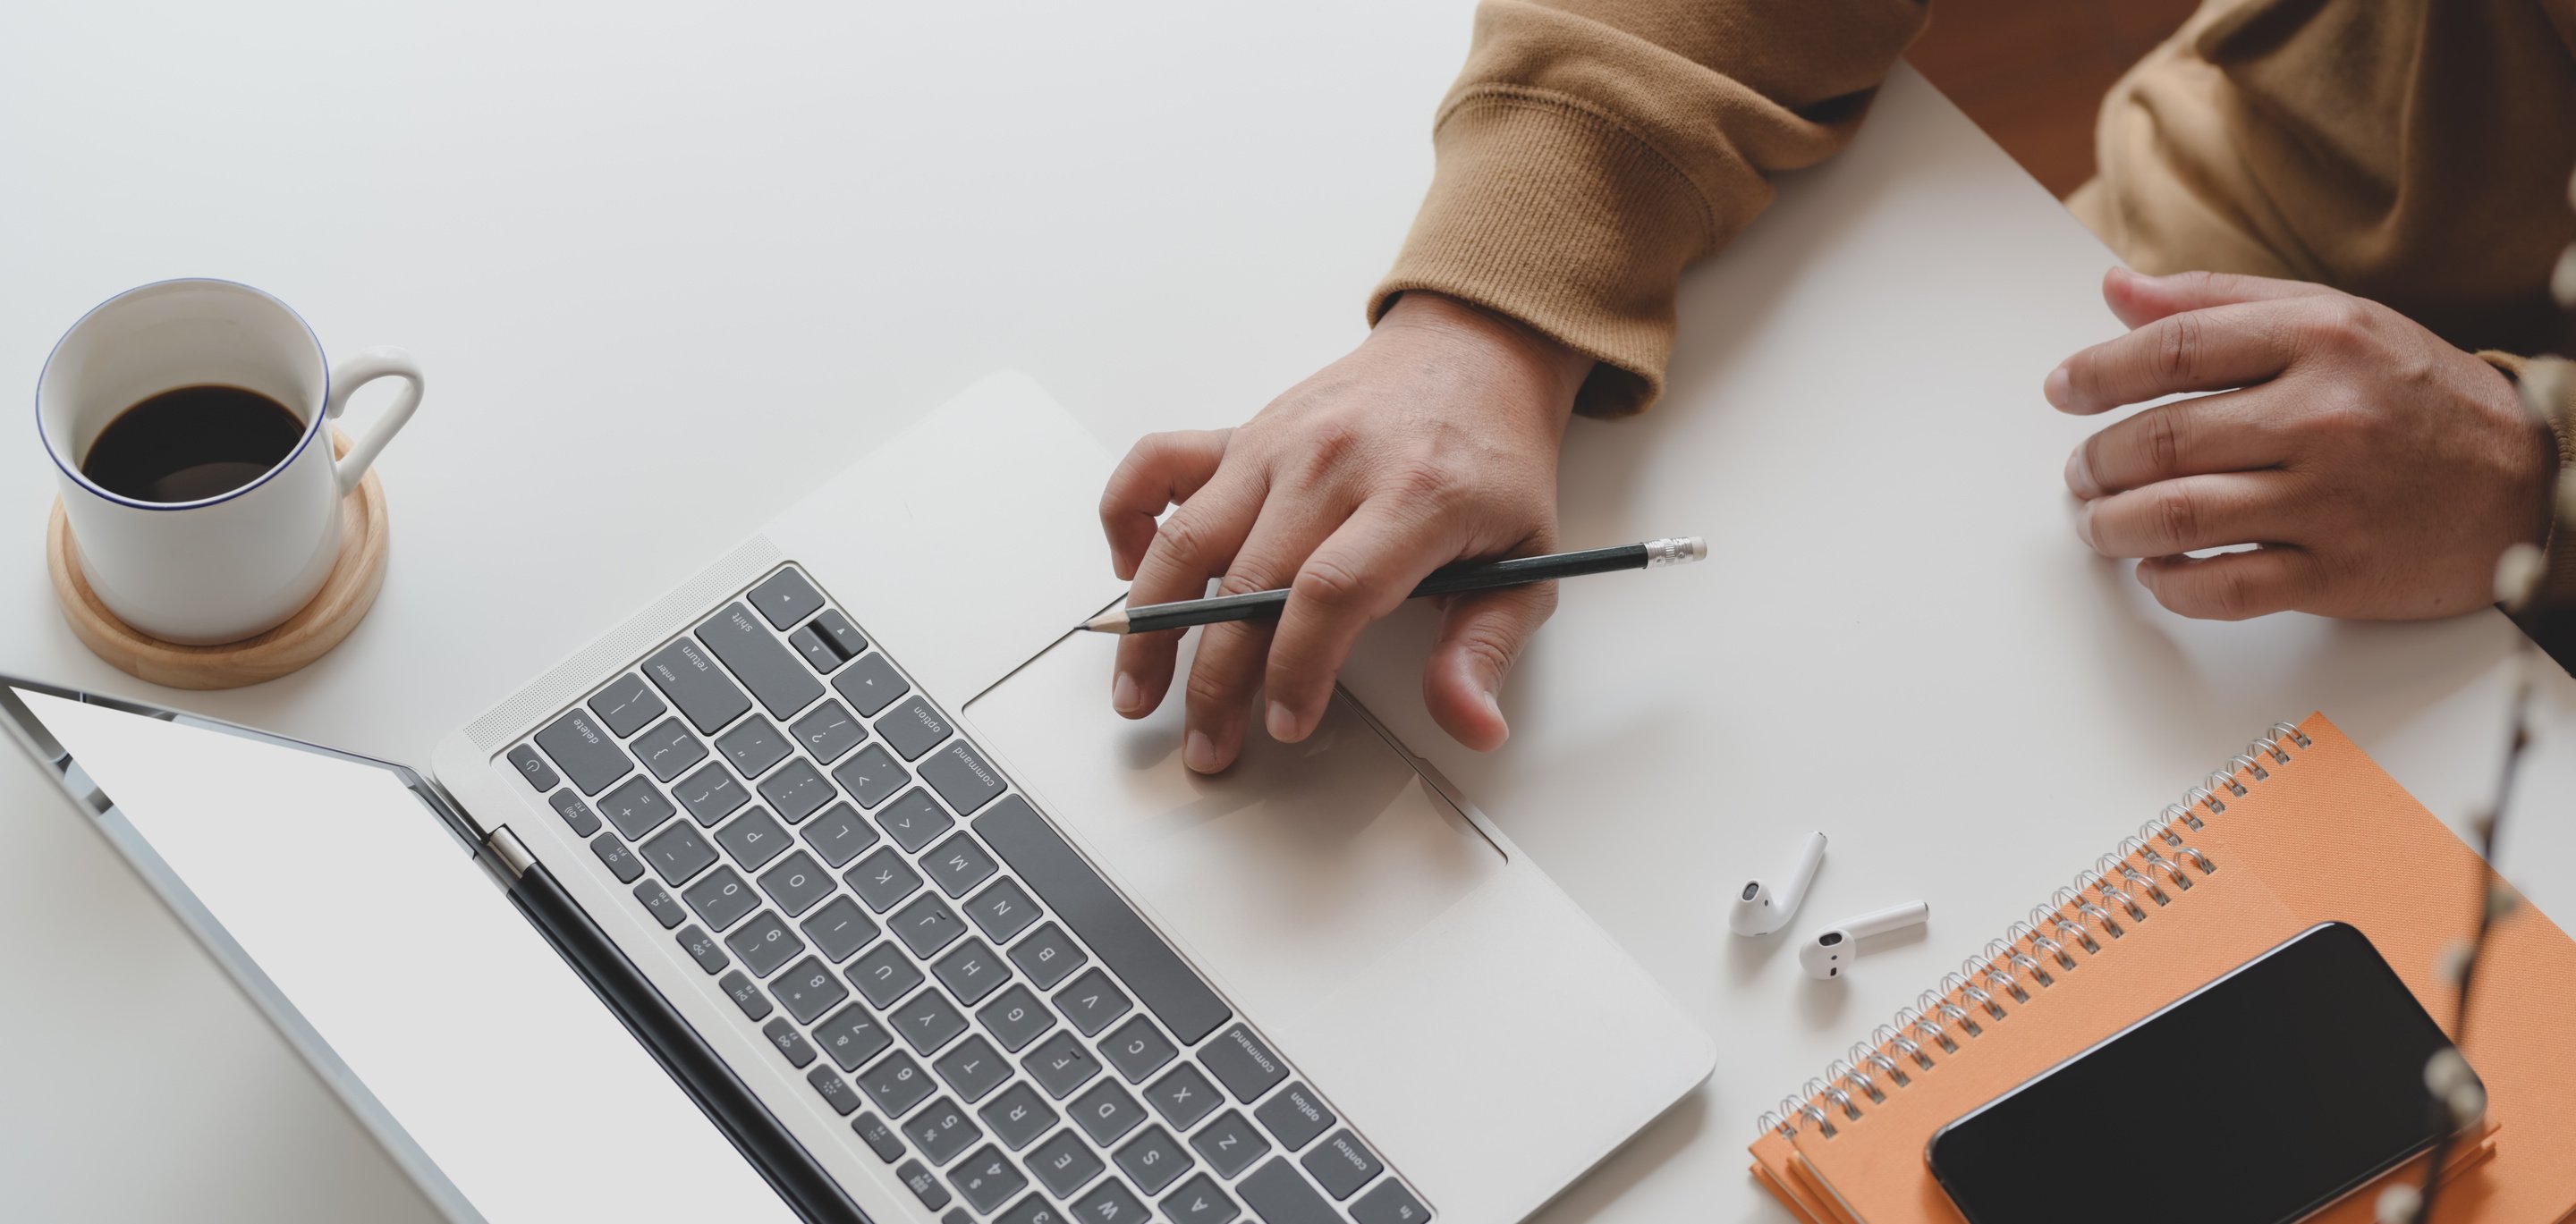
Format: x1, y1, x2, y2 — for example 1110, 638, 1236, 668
508, 566, 1432, 1224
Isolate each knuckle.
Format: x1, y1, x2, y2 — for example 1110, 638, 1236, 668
1182, 661, 1243, 712
2161, 312, 2203, 383
1292, 554, 1372, 612
1213, 566, 1277, 598
2203, 568, 2257, 620
2152, 485, 2201, 547
1382, 456, 1466, 510
1153, 513, 1211, 570
2141, 409, 2186, 476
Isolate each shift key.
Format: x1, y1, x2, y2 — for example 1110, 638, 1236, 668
698, 602, 824, 720
646, 637, 753, 733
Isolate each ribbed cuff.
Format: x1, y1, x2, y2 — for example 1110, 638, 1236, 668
2480, 350, 2576, 609
1369, 88, 1719, 418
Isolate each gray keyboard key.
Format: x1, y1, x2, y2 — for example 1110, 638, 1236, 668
815, 1002, 894, 1070
719, 970, 771, 1020
630, 716, 708, 781
1143, 1063, 1220, 1131
789, 623, 846, 673
1055, 968, 1133, 1037
948, 1144, 1029, 1214
536, 710, 631, 796
977, 797, 1232, 1044
790, 700, 866, 764
588, 672, 668, 737
830, 743, 909, 810
682, 866, 759, 932
674, 762, 750, 826
1301, 1130, 1381, 1202
1189, 1110, 1269, 1179
800, 895, 880, 963
1162, 1174, 1241, 1224
773, 957, 849, 1024
1239, 1159, 1337, 1224
975, 984, 1055, 1052
859, 1051, 936, 1118
715, 716, 792, 779
591, 833, 644, 882
633, 880, 686, 929
877, 696, 953, 760
847, 941, 927, 1009
1070, 1078, 1146, 1145
762, 1017, 817, 1068
750, 568, 826, 629
978, 1082, 1060, 1152
715, 806, 793, 872
1023, 1029, 1103, 1100
831, 652, 911, 717
757, 850, 835, 916
895, 988, 970, 1055
907, 1097, 982, 1166
852, 1112, 904, 1162
1202, 1025, 1288, 1103
758, 758, 836, 823
933, 1034, 1013, 1102
807, 1064, 861, 1117
597, 776, 677, 840
876, 789, 953, 852
933, 938, 1012, 1005
1350, 1182, 1428, 1224
697, 602, 824, 719
1009, 923, 1088, 990
899, 1160, 952, 1211
919, 741, 1006, 815
801, 803, 879, 867
1253, 1084, 1335, 1152
1115, 1125, 1192, 1195
677, 924, 727, 975
849, 847, 925, 913
1069, 1177, 1148, 1224
996, 1194, 1062, 1224
963, 877, 1040, 943
1101, 1015, 1176, 1084
505, 744, 559, 791
724, 910, 805, 977
640, 822, 719, 886
1027, 1128, 1106, 1199
925, 832, 999, 899
548, 789, 601, 836
893, 893, 968, 958
815, 609, 868, 657
644, 637, 752, 734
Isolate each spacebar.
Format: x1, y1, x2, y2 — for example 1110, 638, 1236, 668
972, 796, 1232, 1044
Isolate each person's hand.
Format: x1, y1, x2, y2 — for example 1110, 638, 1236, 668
2048, 267, 2555, 620
1097, 291, 1592, 772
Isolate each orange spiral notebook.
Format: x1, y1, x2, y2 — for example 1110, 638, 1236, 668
1747, 713, 2576, 1224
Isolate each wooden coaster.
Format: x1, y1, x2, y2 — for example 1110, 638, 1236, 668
46, 430, 390, 689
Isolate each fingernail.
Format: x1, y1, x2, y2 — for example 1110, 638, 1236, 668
1113, 671, 1141, 714
2044, 364, 2072, 410
1265, 700, 1297, 742
2063, 446, 2097, 498
1185, 730, 1219, 773
2075, 500, 2097, 547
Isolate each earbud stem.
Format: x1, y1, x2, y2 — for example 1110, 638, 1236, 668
1843, 899, 1932, 940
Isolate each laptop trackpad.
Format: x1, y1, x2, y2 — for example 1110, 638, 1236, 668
963, 629, 1504, 1028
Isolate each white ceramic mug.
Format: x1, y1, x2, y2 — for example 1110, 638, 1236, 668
37, 279, 423, 644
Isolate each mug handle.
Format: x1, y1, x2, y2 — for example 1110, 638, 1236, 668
324, 346, 425, 496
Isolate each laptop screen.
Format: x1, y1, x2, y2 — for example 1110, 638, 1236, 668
4, 685, 790, 1223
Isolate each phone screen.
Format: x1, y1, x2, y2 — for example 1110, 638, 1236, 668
1927, 922, 2470, 1224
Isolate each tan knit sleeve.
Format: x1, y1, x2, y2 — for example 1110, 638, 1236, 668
1371, 0, 1929, 417
2481, 351, 2576, 609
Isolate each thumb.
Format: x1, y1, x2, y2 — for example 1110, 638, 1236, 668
1424, 580, 1556, 752
2101, 266, 2341, 330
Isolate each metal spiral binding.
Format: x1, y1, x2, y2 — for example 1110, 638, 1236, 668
1754, 720, 2306, 1140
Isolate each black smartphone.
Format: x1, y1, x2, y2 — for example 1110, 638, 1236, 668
1927, 922, 2475, 1224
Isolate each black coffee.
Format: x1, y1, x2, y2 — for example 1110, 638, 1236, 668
80, 384, 307, 502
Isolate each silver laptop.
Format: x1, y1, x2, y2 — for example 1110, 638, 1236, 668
2, 374, 1710, 1224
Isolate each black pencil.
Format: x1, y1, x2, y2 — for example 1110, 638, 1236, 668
1077, 536, 1707, 635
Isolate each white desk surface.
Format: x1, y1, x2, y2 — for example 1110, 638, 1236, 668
4, 3, 2572, 1220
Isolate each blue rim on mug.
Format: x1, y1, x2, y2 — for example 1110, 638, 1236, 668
35, 277, 332, 513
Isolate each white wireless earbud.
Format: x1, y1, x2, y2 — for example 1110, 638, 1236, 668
1799, 900, 1932, 981
1729, 831, 1827, 936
